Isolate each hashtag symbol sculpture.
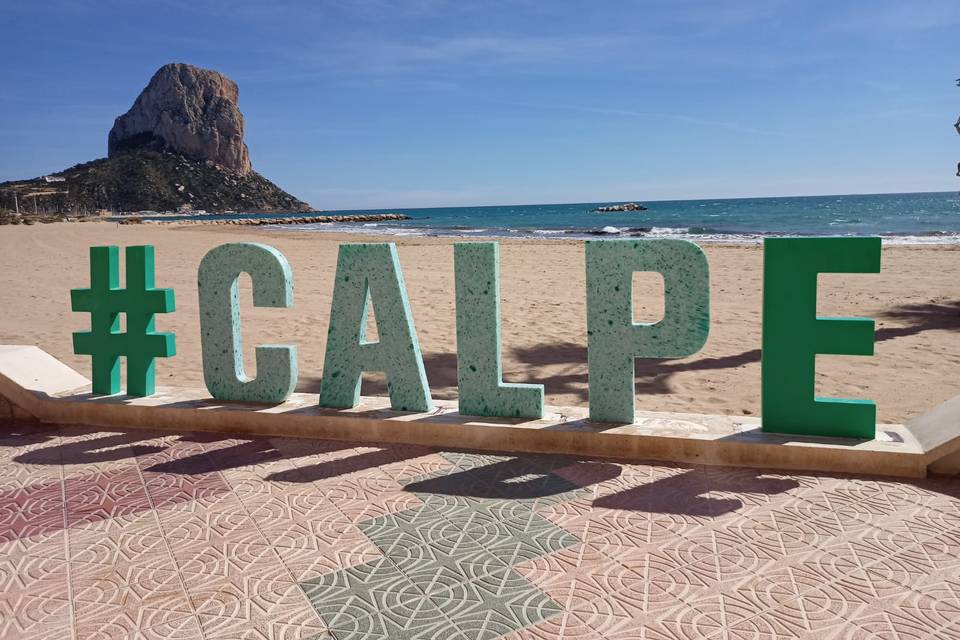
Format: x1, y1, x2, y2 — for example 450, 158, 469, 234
71, 245, 176, 396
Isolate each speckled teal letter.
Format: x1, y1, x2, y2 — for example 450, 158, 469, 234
319, 243, 432, 412
454, 243, 544, 419
198, 243, 297, 403
586, 239, 710, 423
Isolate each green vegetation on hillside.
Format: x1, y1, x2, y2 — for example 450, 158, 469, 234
0, 150, 311, 215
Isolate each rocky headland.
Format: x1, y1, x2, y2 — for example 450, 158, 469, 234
0, 63, 310, 217
109, 63, 252, 175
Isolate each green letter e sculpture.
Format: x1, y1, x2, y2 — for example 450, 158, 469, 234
454, 242, 544, 419
198, 243, 297, 403
320, 243, 432, 412
71, 245, 176, 397
762, 237, 881, 439
586, 239, 709, 423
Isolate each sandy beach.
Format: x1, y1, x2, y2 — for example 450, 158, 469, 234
2, 221, 959, 424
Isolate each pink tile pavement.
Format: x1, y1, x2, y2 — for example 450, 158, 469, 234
0, 421, 957, 640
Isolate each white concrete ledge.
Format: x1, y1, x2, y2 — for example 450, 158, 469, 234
1, 345, 955, 478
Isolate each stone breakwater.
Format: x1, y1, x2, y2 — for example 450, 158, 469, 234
131, 213, 412, 226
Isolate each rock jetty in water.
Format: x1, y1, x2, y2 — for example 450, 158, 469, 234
130, 213, 411, 226
593, 202, 648, 212
0, 63, 310, 216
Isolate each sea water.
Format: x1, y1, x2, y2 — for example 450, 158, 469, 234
141, 191, 960, 244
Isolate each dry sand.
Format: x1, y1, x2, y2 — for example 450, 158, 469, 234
2, 221, 960, 424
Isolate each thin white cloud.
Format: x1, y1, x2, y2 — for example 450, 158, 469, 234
265, 33, 635, 78
518, 102, 782, 136
822, 0, 960, 33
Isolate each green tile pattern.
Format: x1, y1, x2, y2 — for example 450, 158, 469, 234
300, 452, 582, 639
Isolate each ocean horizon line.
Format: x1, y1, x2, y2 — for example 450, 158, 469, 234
317, 189, 959, 214
122, 191, 960, 246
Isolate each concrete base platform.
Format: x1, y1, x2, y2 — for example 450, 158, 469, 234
2, 345, 959, 478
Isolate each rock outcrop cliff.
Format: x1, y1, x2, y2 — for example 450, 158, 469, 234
1, 63, 310, 215
109, 63, 252, 174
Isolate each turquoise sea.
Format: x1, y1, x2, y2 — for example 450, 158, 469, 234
147, 191, 960, 243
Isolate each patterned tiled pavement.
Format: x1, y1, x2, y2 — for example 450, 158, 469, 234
1, 423, 959, 639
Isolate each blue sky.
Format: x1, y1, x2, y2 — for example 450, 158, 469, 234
2, 0, 958, 209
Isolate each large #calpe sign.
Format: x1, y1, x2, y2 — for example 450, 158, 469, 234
71, 237, 884, 440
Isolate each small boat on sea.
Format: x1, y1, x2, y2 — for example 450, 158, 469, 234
592, 202, 648, 213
